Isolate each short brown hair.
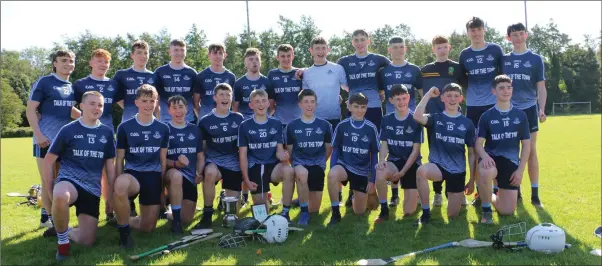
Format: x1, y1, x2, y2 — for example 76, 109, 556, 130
135, 84, 158, 99
244, 47, 261, 58
442, 83, 463, 95
51, 49, 75, 72
431, 35, 449, 46
170, 39, 186, 48
352, 29, 370, 38
466, 16, 485, 30
213, 83, 233, 96
277, 44, 294, 55
82, 90, 104, 103
349, 93, 368, 106
492, 74, 513, 88
250, 89, 268, 100
131, 40, 149, 53
167, 95, 187, 108
310, 36, 328, 47
208, 43, 226, 53
90, 49, 111, 61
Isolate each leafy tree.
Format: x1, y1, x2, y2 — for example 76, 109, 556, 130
1, 78, 25, 131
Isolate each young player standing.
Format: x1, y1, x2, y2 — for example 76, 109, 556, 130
502, 22, 547, 207
374, 85, 423, 223
43, 91, 115, 260
413, 84, 476, 225
194, 83, 245, 229
475, 75, 531, 224
112, 84, 169, 248
153, 39, 198, 123
26, 49, 80, 230
285, 89, 333, 225
238, 89, 295, 219
327, 93, 380, 226
267, 44, 303, 126
193, 43, 236, 118
233, 48, 270, 120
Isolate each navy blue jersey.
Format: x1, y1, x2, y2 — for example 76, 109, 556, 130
49, 119, 116, 197
153, 64, 198, 122
116, 115, 170, 172
425, 112, 475, 173
73, 76, 118, 128
337, 53, 391, 108
234, 75, 269, 119
379, 61, 423, 113
477, 106, 530, 165
458, 43, 504, 106
266, 68, 303, 125
421, 60, 463, 114
285, 117, 333, 169
331, 118, 380, 176
198, 110, 244, 171
113, 68, 155, 122
380, 112, 423, 162
193, 67, 236, 117
238, 117, 283, 167
501, 50, 546, 110
167, 122, 203, 184
29, 74, 75, 143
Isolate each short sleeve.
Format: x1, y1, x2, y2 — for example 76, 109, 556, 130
153, 69, 164, 97
324, 121, 333, 144
285, 123, 293, 145
198, 118, 208, 139
48, 126, 68, 156
195, 127, 204, 152
73, 81, 84, 103
161, 125, 170, 148
379, 117, 387, 141
234, 80, 243, 102
193, 72, 204, 95
465, 121, 476, 147
519, 112, 531, 140
113, 71, 125, 102
104, 132, 116, 159
370, 126, 380, 153
378, 54, 391, 68
414, 67, 423, 89
413, 124, 424, 144
331, 123, 342, 148
301, 73, 309, 90
237, 122, 248, 147
29, 78, 45, 102
536, 55, 546, 82
477, 113, 489, 139
275, 121, 283, 144
338, 65, 348, 86
116, 124, 128, 149
228, 72, 236, 87
266, 72, 275, 99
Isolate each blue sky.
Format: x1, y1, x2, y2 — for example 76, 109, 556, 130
1, 1, 600, 51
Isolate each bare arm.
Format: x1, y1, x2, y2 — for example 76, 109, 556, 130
116, 100, 124, 109
239, 146, 252, 187
276, 143, 289, 162
104, 158, 116, 203
379, 90, 385, 103
195, 152, 205, 184
325, 143, 333, 160
26, 100, 49, 147
193, 93, 201, 118
154, 95, 161, 119
160, 148, 167, 178
518, 139, 531, 173
418, 88, 424, 98
378, 141, 389, 163
232, 101, 241, 113
414, 87, 437, 125
42, 153, 59, 202
474, 137, 488, 159
115, 149, 125, 178
71, 106, 82, 119
341, 84, 350, 93
536, 81, 547, 122
467, 147, 476, 184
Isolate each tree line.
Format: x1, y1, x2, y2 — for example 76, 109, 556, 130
1, 15, 601, 133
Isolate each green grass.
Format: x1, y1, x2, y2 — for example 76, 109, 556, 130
2, 115, 601, 265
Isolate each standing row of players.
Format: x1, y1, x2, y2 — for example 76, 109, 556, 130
28, 16, 546, 259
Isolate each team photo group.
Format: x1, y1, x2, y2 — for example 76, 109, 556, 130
28, 16, 547, 260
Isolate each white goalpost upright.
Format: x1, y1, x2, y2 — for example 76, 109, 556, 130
551, 101, 592, 115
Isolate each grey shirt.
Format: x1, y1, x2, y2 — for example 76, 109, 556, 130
302, 61, 348, 120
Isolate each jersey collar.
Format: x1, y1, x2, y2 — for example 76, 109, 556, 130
135, 114, 155, 126
442, 111, 461, 118
78, 118, 101, 129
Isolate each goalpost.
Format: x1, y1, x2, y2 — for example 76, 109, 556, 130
551, 101, 592, 115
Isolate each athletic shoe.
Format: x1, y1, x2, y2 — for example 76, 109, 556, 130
40, 219, 53, 228
345, 195, 353, 207
328, 214, 341, 226
56, 243, 70, 261
414, 214, 431, 226
119, 233, 134, 249
43, 226, 57, 238
291, 198, 300, 207
480, 211, 493, 224
432, 194, 443, 206
297, 212, 310, 226
531, 197, 544, 208
170, 221, 183, 234
389, 197, 399, 207
194, 215, 213, 229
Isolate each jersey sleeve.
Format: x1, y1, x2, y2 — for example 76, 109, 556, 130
266, 71, 276, 99
331, 122, 342, 149
29, 78, 45, 102
465, 121, 476, 147
477, 113, 489, 139
301, 73, 309, 90
379, 117, 387, 141
195, 127, 204, 152
193, 72, 204, 95
233, 80, 243, 102
370, 126, 380, 153
414, 67, 424, 90
113, 71, 125, 102
198, 118, 208, 139
337, 64, 348, 86
153, 69, 164, 97
285, 123, 293, 145
48, 126, 68, 156
161, 125, 170, 148
414, 124, 424, 144
73, 80, 84, 104
324, 122, 333, 144
378, 54, 391, 68
237, 122, 248, 147
104, 132, 116, 159
228, 72, 236, 87
535, 54, 546, 82
519, 112, 531, 140
275, 121, 284, 144
116, 124, 128, 150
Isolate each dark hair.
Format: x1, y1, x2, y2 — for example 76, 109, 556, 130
244, 47, 261, 58
310, 36, 328, 47
442, 83, 463, 95
213, 82, 233, 96
51, 49, 75, 72
466, 16, 485, 30
277, 44, 294, 55
298, 89, 317, 102
507, 22, 527, 36
349, 93, 368, 106
389, 84, 409, 98
352, 29, 370, 38
208, 43, 226, 53
131, 40, 149, 53
431, 35, 449, 46
388, 36, 405, 45
492, 74, 513, 88
170, 39, 186, 48
167, 95, 187, 108
135, 84, 158, 99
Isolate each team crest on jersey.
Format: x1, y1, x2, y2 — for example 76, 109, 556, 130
405, 72, 412, 78
316, 127, 323, 134
487, 54, 494, 61
513, 117, 521, 124
107, 85, 114, 91
361, 135, 369, 142
183, 75, 191, 81
523, 61, 532, 68
148, 78, 154, 84
99, 135, 107, 144
153, 131, 161, 139
448, 67, 455, 75
368, 60, 375, 66
259, 85, 266, 90
187, 133, 195, 140
458, 124, 466, 131
231, 121, 238, 128
269, 128, 277, 135
406, 127, 414, 134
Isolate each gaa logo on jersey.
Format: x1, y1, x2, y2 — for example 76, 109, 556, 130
386, 126, 394, 131
243, 86, 250, 90
260, 85, 266, 90
385, 73, 392, 77
188, 133, 195, 140
99, 135, 107, 144
458, 124, 467, 131
349, 62, 356, 67
85, 85, 95, 89
294, 129, 302, 134
269, 128, 277, 135
361, 135, 369, 142
163, 75, 171, 79
231, 121, 238, 128
183, 75, 191, 81
466, 58, 474, 63
315, 127, 323, 134
406, 127, 414, 134
487, 55, 494, 61
436, 121, 444, 126
513, 117, 521, 124
153, 131, 161, 139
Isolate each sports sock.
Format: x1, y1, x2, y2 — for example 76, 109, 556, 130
379, 200, 388, 216
493, 185, 499, 195
47, 215, 53, 225
203, 206, 214, 217
118, 224, 130, 237
57, 227, 70, 245
171, 205, 181, 223
531, 184, 539, 199
41, 208, 49, 222
421, 205, 430, 216
433, 181, 443, 195
391, 188, 399, 199
300, 202, 309, 213
282, 205, 291, 214
331, 202, 340, 216
482, 202, 492, 213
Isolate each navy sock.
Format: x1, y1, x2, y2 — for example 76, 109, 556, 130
380, 200, 388, 215
172, 205, 181, 222
482, 202, 492, 213
282, 205, 291, 214
531, 185, 539, 199
300, 202, 309, 213
331, 202, 340, 216
391, 188, 399, 199
493, 186, 499, 195
118, 224, 130, 236
421, 205, 430, 216
203, 206, 214, 216
41, 208, 49, 222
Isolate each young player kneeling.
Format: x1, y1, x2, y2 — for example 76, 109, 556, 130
43, 91, 116, 260
327, 93, 380, 226
475, 75, 531, 224
413, 84, 476, 225
285, 89, 333, 225
238, 89, 295, 219
374, 85, 424, 223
